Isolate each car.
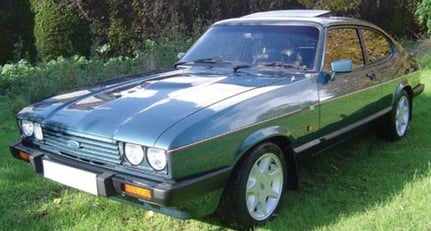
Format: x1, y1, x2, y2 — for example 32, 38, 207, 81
10, 9, 424, 229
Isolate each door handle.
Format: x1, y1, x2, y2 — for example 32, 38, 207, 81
367, 72, 377, 81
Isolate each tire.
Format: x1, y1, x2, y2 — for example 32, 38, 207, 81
383, 90, 411, 141
219, 142, 288, 230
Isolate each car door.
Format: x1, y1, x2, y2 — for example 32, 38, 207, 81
360, 27, 399, 107
317, 27, 382, 136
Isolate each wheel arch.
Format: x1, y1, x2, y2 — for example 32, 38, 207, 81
234, 126, 299, 190
394, 83, 413, 120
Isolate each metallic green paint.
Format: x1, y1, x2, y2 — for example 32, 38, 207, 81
9, 10, 424, 220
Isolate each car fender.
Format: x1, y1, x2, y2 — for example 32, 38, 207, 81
235, 125, 291, 161
234, 125, 299, 189
393, 80, 414, 119
394, 80, 413, 100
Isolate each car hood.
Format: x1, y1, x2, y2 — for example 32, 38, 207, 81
21, 69, 287, 146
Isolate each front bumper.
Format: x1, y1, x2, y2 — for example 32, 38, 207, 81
10, 141, 231, 215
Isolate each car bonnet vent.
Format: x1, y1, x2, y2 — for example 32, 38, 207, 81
242, 10, 332, 19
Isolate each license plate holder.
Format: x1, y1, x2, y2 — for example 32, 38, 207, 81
43, 159, 98, 195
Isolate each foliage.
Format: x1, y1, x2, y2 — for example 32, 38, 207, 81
0, 0, 428, 65
0, 0, 36, 64
32, 0, 91, 61
420, 52, 431, 69
0, 37, 194, 120
298, 0, 361, 13
358, 0, 421, 38
416, 0, 431, 34
49, 0, 426, 60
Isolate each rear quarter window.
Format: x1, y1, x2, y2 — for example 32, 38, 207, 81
362, 29, 393, 63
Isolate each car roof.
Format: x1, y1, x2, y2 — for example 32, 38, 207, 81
214, 9, 375, 29
242, 9, 332, 18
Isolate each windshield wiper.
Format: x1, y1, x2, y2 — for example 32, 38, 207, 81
193, 58, 231, 64
233, 63, 253, 72
258, 62, 306, 70
174, 57, 231, 68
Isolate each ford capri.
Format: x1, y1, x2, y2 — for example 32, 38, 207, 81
10, 10, 424, 229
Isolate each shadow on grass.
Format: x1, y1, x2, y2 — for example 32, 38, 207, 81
262, 92, 431, 230
197, 92, 431, 230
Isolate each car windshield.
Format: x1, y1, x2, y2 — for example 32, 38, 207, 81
180, 25, 320, 70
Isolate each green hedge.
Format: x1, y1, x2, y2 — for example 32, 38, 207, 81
0, 0, 36, 64
0, 54, 146, 115
33, 0, 91, 61
0, 37, 193, 121
416, 0, 431, 34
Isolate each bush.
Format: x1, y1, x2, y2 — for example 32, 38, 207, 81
33, 0, 91, 60
0, 36, 193, 120
416, 0, 431, 34
419, 52, 431, 69
0, 0, 36, 64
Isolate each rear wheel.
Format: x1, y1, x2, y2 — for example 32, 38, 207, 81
219, 142, 287, 229
382, 90, 411, 141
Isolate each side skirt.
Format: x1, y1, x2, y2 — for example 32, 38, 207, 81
293, 106, 392, 155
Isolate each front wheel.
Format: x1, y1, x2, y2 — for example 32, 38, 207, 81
382, 90, 411, 141
219, 142, 287, 229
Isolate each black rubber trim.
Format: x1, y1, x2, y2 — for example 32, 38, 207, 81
10, 142, 231, 206
412, 83, 425, 97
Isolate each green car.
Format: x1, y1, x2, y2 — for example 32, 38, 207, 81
10, 10, 424, 229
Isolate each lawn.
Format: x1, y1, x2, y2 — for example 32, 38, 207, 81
0, 72, 430, 230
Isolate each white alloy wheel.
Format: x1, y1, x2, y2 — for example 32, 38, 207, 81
219, 142, 288, 229
246, 152, 284, 221
395, 95, 410, 137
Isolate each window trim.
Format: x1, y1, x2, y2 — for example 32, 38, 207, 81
322, 26, 366, 72
358, 26, 395, 65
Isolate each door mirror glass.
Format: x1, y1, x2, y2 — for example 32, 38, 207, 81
331, 59, 352, 73
330, 59, 352, 80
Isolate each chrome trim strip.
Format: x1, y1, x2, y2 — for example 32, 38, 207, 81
323, 106, 391, 140
293, 106, 391, 153
293, 139, 321, 153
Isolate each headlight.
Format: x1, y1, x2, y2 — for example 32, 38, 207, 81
21, 120, 34, 137
124, 143, 145, 166
34, 123, 44, 140
147, 148, 167, 171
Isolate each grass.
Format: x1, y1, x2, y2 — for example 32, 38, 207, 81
1, 73, 430, 230
260, 71, 431, 230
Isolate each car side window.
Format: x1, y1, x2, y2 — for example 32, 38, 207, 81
362, 29, 392, 63
324, 28, 364, 71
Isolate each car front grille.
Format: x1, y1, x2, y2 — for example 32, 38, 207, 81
40, 128, 122, 165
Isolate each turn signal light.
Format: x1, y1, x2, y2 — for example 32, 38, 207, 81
122, 183, 152, 199
18, 151, 30, 162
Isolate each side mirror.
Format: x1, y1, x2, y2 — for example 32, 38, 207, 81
330, 59, 352, 80
177, 52, 185, 59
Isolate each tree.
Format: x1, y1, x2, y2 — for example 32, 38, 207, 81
0, 0, 36, 64
298, 0, 361, 14
33, 0, 91, 60
416, 0, 431, 34
360, 0, 421, 38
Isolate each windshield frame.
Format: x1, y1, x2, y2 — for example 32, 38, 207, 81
178, 24, 322, 71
